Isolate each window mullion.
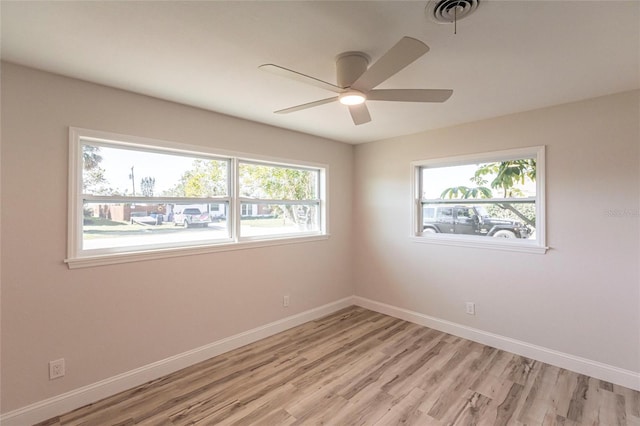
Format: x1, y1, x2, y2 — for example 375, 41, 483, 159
238, 198, 320, 205
420, 197, 536, 205
415, 164, 423, 235
82, 195, 230, 204
232, 157, 240, 242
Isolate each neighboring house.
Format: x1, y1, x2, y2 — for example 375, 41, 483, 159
86, 204, 166, 223
240, 203, 272, 218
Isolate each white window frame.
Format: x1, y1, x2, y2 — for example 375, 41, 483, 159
411, 146, 547, 254
66, 128, 328, 268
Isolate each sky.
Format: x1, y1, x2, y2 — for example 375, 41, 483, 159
92, 144, 535, 199
421, 163, 536, 199
95, 145, 206, 195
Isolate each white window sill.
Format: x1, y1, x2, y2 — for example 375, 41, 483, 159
410, 235, 548, 254
65, 234, 329, 269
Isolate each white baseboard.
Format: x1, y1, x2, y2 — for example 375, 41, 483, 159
4, 295, 638, 425
353, 296, 640, 392
0, 296, 355, 426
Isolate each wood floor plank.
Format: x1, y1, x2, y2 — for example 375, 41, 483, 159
382, 339, 452, 399
616, 383, 640, 419
549, 368, 580, 418
447, 390, 494, 426
326, 382, 395, 425
241, 408, 297, 426
471, 373, 517, 407
494, 382, 525, 425
515, 362, 562, 424
371, 387, 426, 425
566, 374, 592, 423
286, 389, 349, 425
35, 306, 640, 426
426, 344, 490, 421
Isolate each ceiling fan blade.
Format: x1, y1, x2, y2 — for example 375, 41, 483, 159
274, 96, 338, 114
351, 37, 430, 91
259, 64, 344, 93
367, 89, 453, 103
348, 103, 371, 125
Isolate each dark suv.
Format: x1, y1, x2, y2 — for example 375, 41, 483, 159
423, 205, 530, 239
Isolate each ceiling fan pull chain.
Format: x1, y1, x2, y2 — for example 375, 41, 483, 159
454, 2, 457, 34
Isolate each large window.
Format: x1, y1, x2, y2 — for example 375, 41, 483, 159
412, 146, 547, 253
67, 128, 326, 267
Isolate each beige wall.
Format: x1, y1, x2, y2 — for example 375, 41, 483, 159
0, 63, 354, 412
353, 90, 640, 373
2, 61, 639, 415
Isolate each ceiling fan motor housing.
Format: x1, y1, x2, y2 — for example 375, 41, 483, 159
335, 52, 370, 88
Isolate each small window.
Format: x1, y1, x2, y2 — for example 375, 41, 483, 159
437, 207, 453, 219
424, 207, 435, 220
412, 146, 547, 253
240, 203, 253, 217
67, 128, 327, 267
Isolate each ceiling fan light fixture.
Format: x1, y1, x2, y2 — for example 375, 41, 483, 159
339, 90, 366, 106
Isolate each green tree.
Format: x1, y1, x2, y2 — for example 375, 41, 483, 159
240, 165, 315, 199
166, 160, 317, 226
82, 145, 117, 195
440, 185, 492, 199
82, 145, 103, 170
239, 164, 316, 226
83, 167, 107, 193
471, 159, 536, 198
165, 160, 227, 197
440, 160, 536, 227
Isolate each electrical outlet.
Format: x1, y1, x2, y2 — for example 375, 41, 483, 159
283, 295, 290, 307
466, 302, 476, 315
49, 358, 65, 380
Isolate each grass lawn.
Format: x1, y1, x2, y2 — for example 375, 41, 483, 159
83, 217, 127, 226
83, 217, 199, 239
83, 216, 293, 240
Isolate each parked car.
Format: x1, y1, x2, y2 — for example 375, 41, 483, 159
423, 205, 530, 239
173, 208, 211, 228
130, 212, 163, 225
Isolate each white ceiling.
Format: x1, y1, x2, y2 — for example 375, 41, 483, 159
1, 1, 638, 144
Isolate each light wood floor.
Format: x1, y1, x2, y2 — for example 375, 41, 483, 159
37, 306, 639, 425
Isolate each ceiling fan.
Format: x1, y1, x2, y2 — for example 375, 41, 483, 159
259, 37, 453, 126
